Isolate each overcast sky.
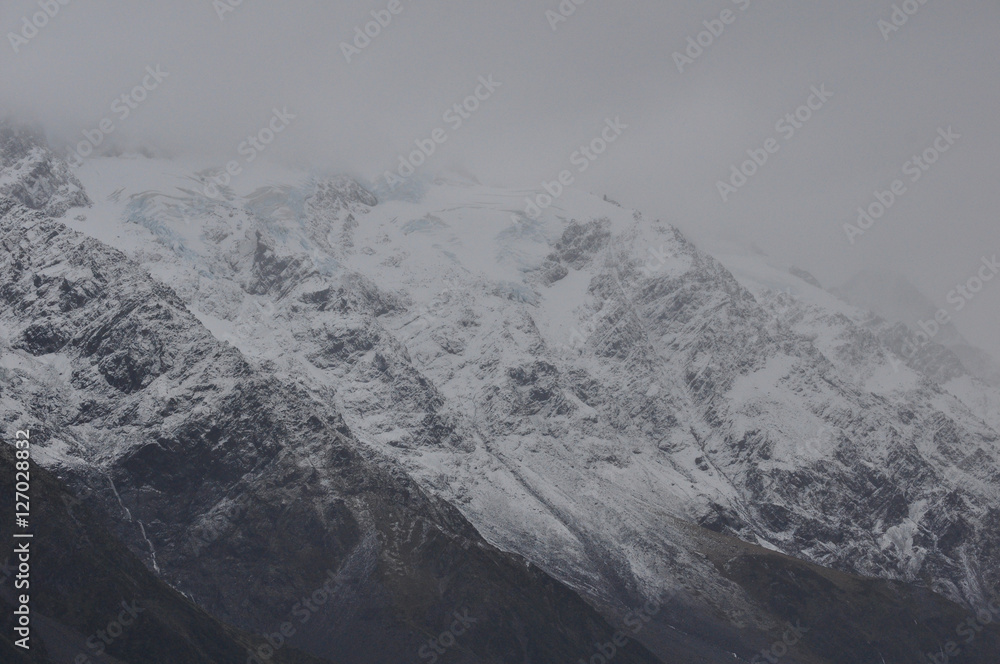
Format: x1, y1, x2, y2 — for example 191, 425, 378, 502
2, 0, 998, 355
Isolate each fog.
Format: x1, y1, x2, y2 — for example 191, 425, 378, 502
2, 0, 998, 354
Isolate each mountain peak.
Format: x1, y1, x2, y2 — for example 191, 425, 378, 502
0, 116, 91, 216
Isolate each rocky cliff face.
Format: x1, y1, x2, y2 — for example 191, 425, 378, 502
0, 120, 90, 217
4, 130, 1000, 663
0, 197, 669, 664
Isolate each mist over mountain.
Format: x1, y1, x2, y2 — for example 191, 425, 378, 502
834, 270, 1000, 387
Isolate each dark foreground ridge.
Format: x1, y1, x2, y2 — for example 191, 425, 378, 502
0, 444, 328, 664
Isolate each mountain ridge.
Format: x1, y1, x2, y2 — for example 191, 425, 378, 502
3, 122, 1000, 662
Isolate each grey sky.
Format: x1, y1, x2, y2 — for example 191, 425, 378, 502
2, 0, 998, 354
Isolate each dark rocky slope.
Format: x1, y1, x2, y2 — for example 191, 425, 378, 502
0, 444, 327, 664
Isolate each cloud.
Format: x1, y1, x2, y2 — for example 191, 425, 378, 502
2, 0, 998, 354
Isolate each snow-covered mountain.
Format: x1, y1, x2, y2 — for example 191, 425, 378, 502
0, 118, 90, 216
4, 125, 1000, 663
833, 270, 1000, 387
